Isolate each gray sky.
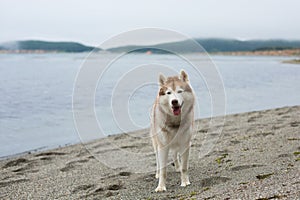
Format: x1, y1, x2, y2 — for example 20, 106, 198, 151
1, 0, 300, 46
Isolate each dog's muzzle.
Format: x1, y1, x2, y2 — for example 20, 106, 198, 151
171, 101, 184, 116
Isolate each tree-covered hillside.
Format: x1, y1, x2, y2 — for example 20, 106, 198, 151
2, 39, 300, 53
0, 40, 100, 52
108, 39, 300, 53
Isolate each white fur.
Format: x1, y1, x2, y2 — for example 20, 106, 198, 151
150, 70, 195, 192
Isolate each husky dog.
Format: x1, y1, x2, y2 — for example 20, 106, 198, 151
150, 70, 195, 192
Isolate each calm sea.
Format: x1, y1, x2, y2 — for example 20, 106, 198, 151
1, 53, 300, 157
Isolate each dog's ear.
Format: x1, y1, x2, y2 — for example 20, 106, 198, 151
180, 70, 189, 82
159, 73, 166, 86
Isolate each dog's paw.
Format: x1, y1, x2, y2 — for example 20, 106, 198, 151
155, 186, 166, 192
180, 180, 191, 187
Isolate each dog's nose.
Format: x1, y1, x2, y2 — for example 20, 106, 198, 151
171, 99, 178, 105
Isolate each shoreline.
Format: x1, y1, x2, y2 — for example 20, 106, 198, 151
1, 49, 300, 56
1, 105, 299, 199
0, 105, 297, 161
211, 48, 300, 56
282, 59, 300, 65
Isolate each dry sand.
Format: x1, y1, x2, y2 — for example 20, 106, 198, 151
0, 106, 299, 199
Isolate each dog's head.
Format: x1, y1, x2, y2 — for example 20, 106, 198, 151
158, 70, 194, 116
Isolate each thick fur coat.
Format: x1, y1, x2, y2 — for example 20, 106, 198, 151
150, 70, 195, 192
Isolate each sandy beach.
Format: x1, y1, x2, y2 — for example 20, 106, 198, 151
0, 106, 299, 199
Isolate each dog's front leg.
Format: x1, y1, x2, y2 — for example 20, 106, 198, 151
180, 145, 191, 187
155, 147, 169, 192
155, 148, 160, 179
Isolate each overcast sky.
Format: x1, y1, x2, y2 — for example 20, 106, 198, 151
1, 0, 300, 46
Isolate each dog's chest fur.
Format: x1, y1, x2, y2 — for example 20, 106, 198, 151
153, 104, 192, 149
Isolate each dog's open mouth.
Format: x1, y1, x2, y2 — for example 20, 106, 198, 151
172, 106, 181, 116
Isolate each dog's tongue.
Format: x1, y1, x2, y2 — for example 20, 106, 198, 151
173, 107, 181, 116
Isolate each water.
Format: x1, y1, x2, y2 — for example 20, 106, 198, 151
1, 53, 300, 157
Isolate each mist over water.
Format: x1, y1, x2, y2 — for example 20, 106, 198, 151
1, 53, 300, 157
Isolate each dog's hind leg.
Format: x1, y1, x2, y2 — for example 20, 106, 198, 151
151, 129, 160, 179
172, 151, 181, 172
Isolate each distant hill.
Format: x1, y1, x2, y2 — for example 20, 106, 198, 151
196, 39, 300, 52
2, 39, 300, 53
0, 40, 100, 52
108, 39, 300, 53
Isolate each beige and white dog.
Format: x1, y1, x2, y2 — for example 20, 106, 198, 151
150, 70, 195, 192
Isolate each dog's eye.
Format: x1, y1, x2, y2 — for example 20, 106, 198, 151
166, 91, 171, 95
177, 90, 183, 93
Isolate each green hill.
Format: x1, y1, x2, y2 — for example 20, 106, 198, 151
2, 39, 300, 53
0, 40, 100, 52
108, 39, 300, 53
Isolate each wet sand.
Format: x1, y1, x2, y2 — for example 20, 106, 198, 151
0, 106, 299, 199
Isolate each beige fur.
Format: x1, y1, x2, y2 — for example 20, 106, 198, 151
150, 70, 195, 192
